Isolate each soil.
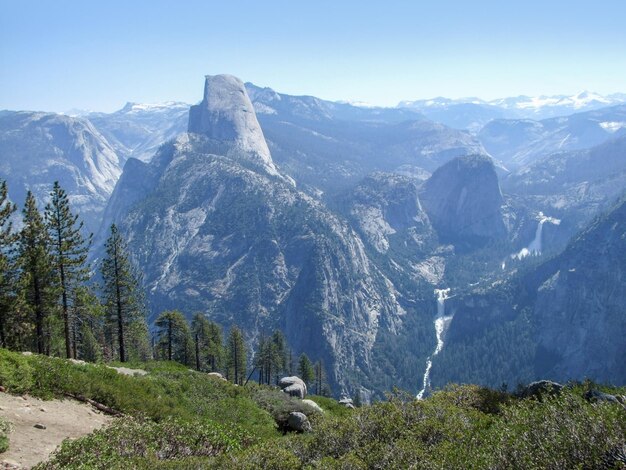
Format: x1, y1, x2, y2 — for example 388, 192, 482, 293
0, 392, 113, 469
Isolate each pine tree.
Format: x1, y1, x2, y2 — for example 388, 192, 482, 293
270, 330, 288, 383
101, 224, 146, 362
314, 360, 328, 396
191, 313, 223, 372
226, 326, 247, 385
0, 180, 17, 348
45, 181, 92, 358
298, 353, 315, 385
70, 285, 104, 360
18, 192, 57, 354
155, 310, 192, 364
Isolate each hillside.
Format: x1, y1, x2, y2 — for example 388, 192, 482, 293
0, 350, 624, 469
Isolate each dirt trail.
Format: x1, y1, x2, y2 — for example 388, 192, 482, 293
0, 392, 113, 469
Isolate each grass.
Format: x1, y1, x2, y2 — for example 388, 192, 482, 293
2, 349, 625, 469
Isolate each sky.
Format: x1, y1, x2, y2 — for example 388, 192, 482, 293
1, 0, 625, 112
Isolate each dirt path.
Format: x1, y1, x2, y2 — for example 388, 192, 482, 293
0, 392, 113, 469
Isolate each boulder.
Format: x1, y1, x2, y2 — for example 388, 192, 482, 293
287, 412, 312, 433
516, 380, 563, 399
301, 399, 324, 414
338, 397, 355, 409
584, 389, 624, 407
207, 372, 227, 381
279, 376, 307, 399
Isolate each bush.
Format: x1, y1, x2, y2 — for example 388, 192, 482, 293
0, 416, 10, 453
36, 417, 246, 469
0, 349, 34, 393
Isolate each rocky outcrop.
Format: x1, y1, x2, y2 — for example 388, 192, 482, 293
346, 172, 433, 255
420, 154, 507, 244
188, 75, 281, 178
279, 377, 307, 399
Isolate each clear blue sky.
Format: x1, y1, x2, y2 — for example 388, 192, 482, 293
1, 0, 625, 112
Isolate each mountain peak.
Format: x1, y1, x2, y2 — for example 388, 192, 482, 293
188, 74, 281, 178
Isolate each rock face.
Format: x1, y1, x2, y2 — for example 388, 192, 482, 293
188, 75, 280, 178
279, 377, 307, 399
103, 75, 407, 393
420, 154, 507, 244
346, 172, 433, 255
0, 111, 122, 233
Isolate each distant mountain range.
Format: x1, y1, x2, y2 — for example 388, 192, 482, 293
398, 91, 626, 130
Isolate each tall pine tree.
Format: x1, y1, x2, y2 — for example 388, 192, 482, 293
18, 192, 57, 354
155, 310, 193, 364
191, 313, 223, 372
0, 180, 17, 348
45, 181, 92, 358
101, 224, 146, 362
226, 326, 247, 385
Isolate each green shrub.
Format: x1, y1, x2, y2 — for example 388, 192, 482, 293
0, 349, 34, 393
471, 392, 626, 469
0, 416, 10, 453
36, 417, 246, 469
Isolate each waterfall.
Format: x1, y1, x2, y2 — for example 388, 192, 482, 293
417, 288, 453, 400
505, 212, 561, 267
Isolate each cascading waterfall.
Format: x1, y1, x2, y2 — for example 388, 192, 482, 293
503, 212, 561, 268
417, 288, 452, 399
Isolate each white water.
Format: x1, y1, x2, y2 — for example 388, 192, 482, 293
503, 212, 561, 268
417, 288, 453, 399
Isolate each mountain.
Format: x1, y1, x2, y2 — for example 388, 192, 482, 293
246, 83, 487, 192
103, 75, 415, 395
479, 105, 626, 168
498, 134, 626, 253
432, 195, 626, 388
0, 111, 122, 232
490, 91, 626, 119
399, 92, 626, 129
88, 101, 189, 163
419, 154, 507, 245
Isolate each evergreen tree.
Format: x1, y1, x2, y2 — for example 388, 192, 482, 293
155, 310, 192, 364
80, 321, 102, 363
314, 360, 329, 396
226, 326, 247, 385
17, 192, 57, 354
255, 330, 289, 385
191, 313, 223, 372
298, 353, 315, 385
101, 224, 146, 362
270, 330, 288, 383
0, 180, 17, 348
45, 181, 92, 358
70, 285, 104, 360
